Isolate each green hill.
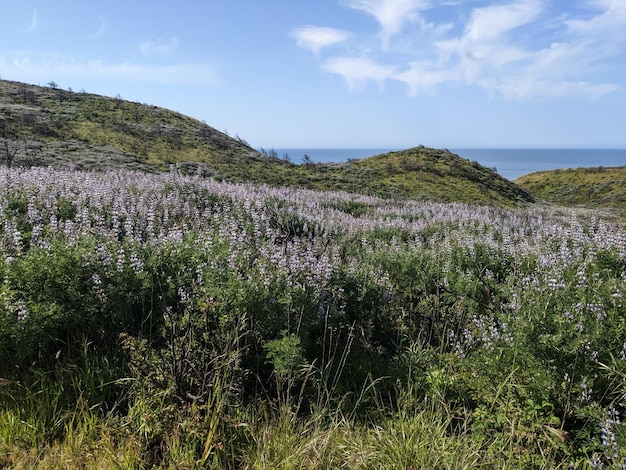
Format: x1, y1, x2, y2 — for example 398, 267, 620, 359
349, 147, 534, 204
1, 79, 533, 206
515, 166, 626, 216
0, 79, 265, 173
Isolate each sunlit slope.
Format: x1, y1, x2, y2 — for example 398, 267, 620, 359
350, 147, 534, 205
0, 79, 267, 172
1, 79, 533, 206
516, 166, 626, 213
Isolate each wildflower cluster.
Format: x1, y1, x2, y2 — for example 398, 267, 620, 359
0, 165, 624, 465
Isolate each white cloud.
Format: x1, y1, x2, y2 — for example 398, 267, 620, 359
497, 79, 618, 101
300, 0, 625, 101
567, 0, 626, 34
434, 0, 542, 80
322, 57, 396, 91
24, 9, 38, 32
463, 0, 542, 42
393, 61, 457, 96
1, 53, 219, 87
85, 61, 217, 87
564, 0, 626, 55
89, 17, 108, 39
346, 0, 431, 48
292, 26, 350, 55
139, 37, 180, 55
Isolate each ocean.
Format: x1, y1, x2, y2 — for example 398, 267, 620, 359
272, 148, 626, 181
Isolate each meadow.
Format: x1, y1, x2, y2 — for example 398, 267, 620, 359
1, 165, 625, 468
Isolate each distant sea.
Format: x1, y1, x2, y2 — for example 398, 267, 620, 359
273, 148, 626, 181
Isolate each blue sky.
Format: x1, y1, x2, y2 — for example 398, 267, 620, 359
1, 0, 625, 149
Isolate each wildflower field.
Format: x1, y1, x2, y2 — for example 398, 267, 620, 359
0, 165, 625, 468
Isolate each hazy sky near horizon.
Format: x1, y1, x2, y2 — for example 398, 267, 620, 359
1, 0, 625, 149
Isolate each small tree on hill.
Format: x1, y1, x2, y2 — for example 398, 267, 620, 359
18, 83, 37, 105
0, 117, 20, 168
20, 138, 45, 167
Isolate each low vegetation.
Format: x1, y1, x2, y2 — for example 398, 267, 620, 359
1, 165, 625, 468
1, 79, 533, 206
352, 147, 533, 204
516, 166, 626, 219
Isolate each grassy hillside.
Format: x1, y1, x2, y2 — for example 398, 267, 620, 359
516, 165, 626, 217
0, 79, 265, 172
1, 79, 533, 206
351, 147, 534, 204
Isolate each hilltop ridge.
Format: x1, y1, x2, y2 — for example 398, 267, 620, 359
1, 79, 533, 206
0, 79, 260, 172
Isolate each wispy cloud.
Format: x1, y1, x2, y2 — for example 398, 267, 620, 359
497, 78, 618, 101
463, 0, 542, 42
1, 52, 220, 87
345, 0, 431, 48
292, 26, 350, 55
434, 0, 543, 85
24, 9, 38, 32
139, 37, 180, 55
89, 16, 108, 39
297, 0, 625, 100
393, 61, 457, 96
322, 57, 396, 91
566, 0, 626, 38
